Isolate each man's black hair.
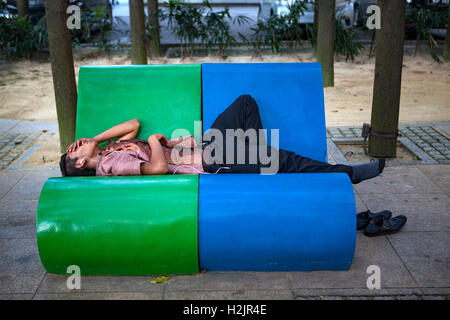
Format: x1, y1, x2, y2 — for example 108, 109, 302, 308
59, 153, 96, 177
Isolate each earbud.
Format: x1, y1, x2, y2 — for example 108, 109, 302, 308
78, 156, 96, 165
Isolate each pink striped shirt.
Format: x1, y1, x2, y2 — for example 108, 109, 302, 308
95, 136, 204, 176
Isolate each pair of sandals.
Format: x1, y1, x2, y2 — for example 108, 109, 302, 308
357, 210, 407, 237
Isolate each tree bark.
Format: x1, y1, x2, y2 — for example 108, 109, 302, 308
148, 0, 161, 58
444, 5, 450, 61
17, 0, 29, 17
129, 0, 147, 64
369, 0, 406, 157
312, 0, 319, 56
45, 0, 77, 153
316, 0, 335, 87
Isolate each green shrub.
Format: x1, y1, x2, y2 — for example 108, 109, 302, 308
334, 16, 364, 62
71, 5, 113, 48
305, 15, 363, 61
406, 6, 447, 62
201, 0, 250, 58
249, 0, 307, 55
165, 0, 204, 58
0, 13, 47, 59
164, 0, 249, 59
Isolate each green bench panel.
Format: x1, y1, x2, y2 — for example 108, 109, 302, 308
37, 175, 199, 275
76, 64, 201, 141
37, 65, 202, 275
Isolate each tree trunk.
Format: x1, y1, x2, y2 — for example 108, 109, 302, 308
316, 0, 335, 87
44, 0, 77, 153
17, 0, 29, 17
147, 0, 161, 58
444, 5, 450, 61
369, 0, 406, 157
312, 0, 319, 56
129, 0, 147, 64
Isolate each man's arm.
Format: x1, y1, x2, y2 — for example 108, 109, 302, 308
66, 119, 140, 153
140, 134, 168, 175
93, 119, 140, 142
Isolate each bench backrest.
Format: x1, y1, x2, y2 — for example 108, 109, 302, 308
202, 63, 327, 161
75, 64, 201, 142
75, 63, 327, 161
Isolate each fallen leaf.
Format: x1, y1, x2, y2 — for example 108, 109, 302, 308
150, 276, 170, 284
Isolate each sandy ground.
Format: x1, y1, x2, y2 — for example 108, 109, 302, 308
24, 132, 61, 168
0, 51, 449, 125
0, 50, 449, 168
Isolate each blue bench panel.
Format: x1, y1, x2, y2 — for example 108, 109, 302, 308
201, 63, 327, 162
198, 173, 356, 271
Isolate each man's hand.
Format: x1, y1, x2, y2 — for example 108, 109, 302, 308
150, 133, 168, 146
66, 138, 97, 153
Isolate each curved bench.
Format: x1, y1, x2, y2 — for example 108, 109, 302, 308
36, 63, 356, 275
199, 63, 355, 271
37, 175, 199, 275
199, 173, 356, 271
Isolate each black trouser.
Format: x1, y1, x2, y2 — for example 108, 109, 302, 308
202, 94, 353, 177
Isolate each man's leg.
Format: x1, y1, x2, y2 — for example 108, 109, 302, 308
278, 149, 353, 176
277, 149, 385, 184
203, 95, 265, 173
210, 94, 264, 134
203, 94, 385, 182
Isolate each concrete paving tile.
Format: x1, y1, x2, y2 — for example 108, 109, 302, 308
354, 166, 442, 195
397, 294, 419, 300
434, 123, 450, 137
0, 238, 45, 294
354, 193, 368, 213
164, 290, 293, 300
417, 165, 450, 194
421, 287, 450, 295
421, 295, 446, 300
292, 288, 422, 297
289, 233, 417, 290
165, 271, 290, 292
33, 292, 163, 300
388, 232, 450, 288
0, 294, 33, 300
37, 274, 165, 294
0, 119, 20, 135
0, 200, 37, 239
0, 171, 27, 199
320, 296, 346, 300
8, 120, 58, 134
3, 168, 60, 200
358, 193, 450, 232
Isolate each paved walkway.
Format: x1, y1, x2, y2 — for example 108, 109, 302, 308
0, 120, 449, 300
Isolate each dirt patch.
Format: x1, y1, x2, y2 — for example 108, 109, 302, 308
23, 132, 60, 168
337, 141, 420, 162
1, 50, 449, 125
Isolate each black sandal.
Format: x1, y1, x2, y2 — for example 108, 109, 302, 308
363, 215, 407, 237
357, 210, 392, 230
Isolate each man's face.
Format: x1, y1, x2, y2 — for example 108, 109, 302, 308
67, 140, 99, 161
